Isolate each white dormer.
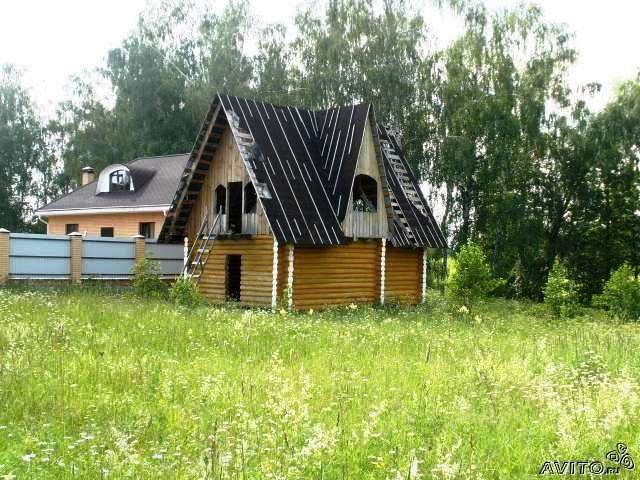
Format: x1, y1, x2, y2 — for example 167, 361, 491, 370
96, 164, 134, 194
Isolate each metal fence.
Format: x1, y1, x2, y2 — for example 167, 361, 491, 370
6, 233, 183, 281
9, 233, 71, 280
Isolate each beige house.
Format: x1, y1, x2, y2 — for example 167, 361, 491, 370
36, 154, 188, 239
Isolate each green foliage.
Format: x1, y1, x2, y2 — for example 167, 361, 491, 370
4, 0, 640, 304
132, 255, 167, 299
0, 64, 52, 230
594, 264, 640, 321
449, 242, 496, 304
169, 275, 203, 308
543, 259, 579, 317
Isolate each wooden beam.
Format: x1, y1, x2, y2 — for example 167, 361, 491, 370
421, 247, 427, 304
380, 237, 386, 305
271, 239, 278, 312
287, 244, 294, 312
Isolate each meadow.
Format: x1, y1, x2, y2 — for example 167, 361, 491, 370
1, 286, 639, 479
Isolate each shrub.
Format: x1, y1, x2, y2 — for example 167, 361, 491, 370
449, 242, 496, 305
132, 256, 167, 299
169, 275, 203, 308
594, 264, 640, 321
543, 259, 579, 317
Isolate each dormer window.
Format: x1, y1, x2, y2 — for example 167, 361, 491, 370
109, 169, 131, 192
352, 174, 378, 212
95, 164, 134, 194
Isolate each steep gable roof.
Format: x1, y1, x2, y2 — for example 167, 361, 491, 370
160, 93, 446, 249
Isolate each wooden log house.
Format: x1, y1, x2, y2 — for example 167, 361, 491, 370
160, 94, 447, 310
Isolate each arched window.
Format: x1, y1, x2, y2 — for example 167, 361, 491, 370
215, 185, 226, 214
244, 182, 257, 214
109, 169, 131, 192
352, 174, 377, 212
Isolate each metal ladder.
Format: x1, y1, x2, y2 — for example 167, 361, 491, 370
184, 210, 222, 283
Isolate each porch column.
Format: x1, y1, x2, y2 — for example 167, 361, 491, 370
287, 244, 294, 312
421, 247, 428, 304
380, 238, 386, 305
271, 238, 279, 312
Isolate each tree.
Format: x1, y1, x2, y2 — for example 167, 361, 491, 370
422, 2, 578, 297
0, 64, 45, 230
292, 0, 429, 168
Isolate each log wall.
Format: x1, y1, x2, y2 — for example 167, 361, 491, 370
385, 246, 421, 304
198, 236, 274, 307
291, 240, 381, 310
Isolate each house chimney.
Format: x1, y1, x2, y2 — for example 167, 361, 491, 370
81, 166, 95, 186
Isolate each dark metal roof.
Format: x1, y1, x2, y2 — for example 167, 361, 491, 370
37, 154, 189, 213
160, 94, 446, 249
377, 125, 447, 248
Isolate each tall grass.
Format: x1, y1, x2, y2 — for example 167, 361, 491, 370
0, 286, 639, 478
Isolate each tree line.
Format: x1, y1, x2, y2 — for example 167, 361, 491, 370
0, 0, 638, 301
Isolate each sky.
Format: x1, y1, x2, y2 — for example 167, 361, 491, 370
0, 0, 638, 116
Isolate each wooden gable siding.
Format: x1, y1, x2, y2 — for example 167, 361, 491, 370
385, 246, 421, 304
341, 121, 389, 239
291, 240, 380, 310
185, 127, 270, 241
198, 236, 275, 307
47, 211, 165, 238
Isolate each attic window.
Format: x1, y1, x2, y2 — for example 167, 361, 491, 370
110, 169, 131, 192
244, 182, 257, 214
352, 174, 377, 212
215, 185, 227, 214
96, 164, 134, 194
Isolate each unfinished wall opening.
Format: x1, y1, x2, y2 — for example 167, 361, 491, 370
225, 254, 241, 301
228, 181, 242, 233
352, 174, 378, 212
244, 182, 257, 213
215, 184, 226, 215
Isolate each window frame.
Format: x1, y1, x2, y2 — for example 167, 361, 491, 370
100, 227, 114, 238
243, 182, 257, 214
65, 223, 79, 235
109, 169, 131, 192
352, 174, 378, 213
138, 222, 155, 239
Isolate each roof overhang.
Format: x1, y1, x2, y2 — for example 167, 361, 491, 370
37, 205, 171, 217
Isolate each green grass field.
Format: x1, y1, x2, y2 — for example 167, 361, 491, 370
1, 286, 639, 479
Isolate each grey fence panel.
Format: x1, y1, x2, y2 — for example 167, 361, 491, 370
146, 242, 184, 276
82, 237, 136, 278
9, 233, 70, 279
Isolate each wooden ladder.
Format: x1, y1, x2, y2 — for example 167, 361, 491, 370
184, 210, 222, 283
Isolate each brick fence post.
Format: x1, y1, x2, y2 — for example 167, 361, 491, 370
0, 228, 9, 285
133, 234, 146, 262
68, 232, 83, 284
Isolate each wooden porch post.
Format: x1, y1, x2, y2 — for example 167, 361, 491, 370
0, 228, 9, 285
271, 238, 279, 312
183, 237, 189, 278
380, 238, 386, 305
421, 247, 428, 304
287, 244, 294, 312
